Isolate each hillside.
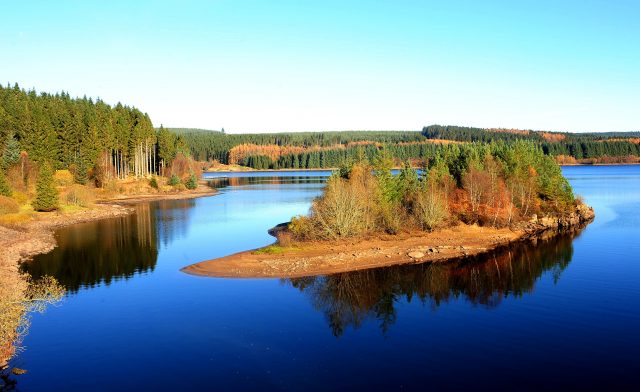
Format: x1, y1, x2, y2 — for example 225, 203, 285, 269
173, 125, 640, 169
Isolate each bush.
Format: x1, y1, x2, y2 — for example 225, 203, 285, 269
11, 191, 29, 205
32, 163, 59, 212
168, 174, 180, 186
289, 215, 314, 240
413, 188, 449, 231
54, 170, 74, 187
0, 195, 19, 215
184, 173, 198, 190
276, 231, 293, 247
149, 177, 159, 189
64, 184, 95, 207
308, 171, 371, 239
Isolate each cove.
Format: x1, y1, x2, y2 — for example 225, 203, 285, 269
13, 166, 640, 391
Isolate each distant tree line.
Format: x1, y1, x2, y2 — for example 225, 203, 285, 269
176, 125, 640, 170
171, 129, 425, 164
422, 125, 640, 160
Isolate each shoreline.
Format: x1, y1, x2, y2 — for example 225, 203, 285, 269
205, 162, 640, 174
0, 182, 217, 269
182, 205, 595, 279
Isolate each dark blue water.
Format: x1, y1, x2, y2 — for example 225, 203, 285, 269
12, 166, 640, 390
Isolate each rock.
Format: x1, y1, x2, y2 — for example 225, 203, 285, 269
11, 367, 27, 375
408, 251, 425, 259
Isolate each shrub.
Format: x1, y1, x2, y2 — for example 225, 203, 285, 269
412, 187, 449, 231
276, 231, 293, 247
64, 184, 95, 207
53, 170, 74, 187
149, 177, 159, 189
0, 195, 19, 215
184, 173, 198, 190
309, 172, 370, 239
168, 174, 180, 186
11, 191, 29, 205
289, 215, 314, 240
32, 163, 59, 212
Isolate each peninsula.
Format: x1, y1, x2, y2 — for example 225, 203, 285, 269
183, 142, 594, 278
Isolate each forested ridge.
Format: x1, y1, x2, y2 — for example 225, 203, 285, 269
174, 125, 640, 169
422, 125, 640, 161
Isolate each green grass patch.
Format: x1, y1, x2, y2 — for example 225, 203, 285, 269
252, 244, 301, 255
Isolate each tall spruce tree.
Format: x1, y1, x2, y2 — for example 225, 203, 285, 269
32, 163, 59, 212
0, 168, 11, 196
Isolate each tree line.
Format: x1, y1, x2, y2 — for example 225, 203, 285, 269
422, 125, 640, 160
175, 125, 640, 170
171, 128, 425, 164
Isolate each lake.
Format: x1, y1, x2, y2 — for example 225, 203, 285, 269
12, 166, 640, 390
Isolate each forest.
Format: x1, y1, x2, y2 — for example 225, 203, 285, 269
423, 125, 640, 161
0, 84, 190, 183
176, 125, 640, 170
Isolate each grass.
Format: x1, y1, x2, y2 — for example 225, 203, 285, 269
59, 204, 88, 213
252, 244, 302, 255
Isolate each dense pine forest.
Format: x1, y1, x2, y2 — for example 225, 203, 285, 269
422, 125, 640, 161
0, 84, 188, 183
175, 125, 640, 170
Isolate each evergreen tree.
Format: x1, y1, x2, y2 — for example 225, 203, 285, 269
74, 157, 88, 185
0, 168, 11, 196
185, 173, 198, 190
32, 163, 59, 212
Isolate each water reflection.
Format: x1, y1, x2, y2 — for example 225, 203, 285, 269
287, 227, 583, 337
23, 201, 195, 293
207, 175, 327, 189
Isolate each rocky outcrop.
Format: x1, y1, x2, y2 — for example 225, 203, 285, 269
522, 203, 595, 235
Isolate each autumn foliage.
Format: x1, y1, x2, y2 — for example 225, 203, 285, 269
290, 142, 577, 241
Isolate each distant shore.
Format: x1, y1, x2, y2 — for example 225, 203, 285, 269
205, 162, 640, 174
182, 205, 594, 279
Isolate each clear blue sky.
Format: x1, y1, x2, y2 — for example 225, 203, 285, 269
1, 0, 638, 133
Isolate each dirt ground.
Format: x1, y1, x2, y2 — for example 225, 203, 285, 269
182, 224, 525, 279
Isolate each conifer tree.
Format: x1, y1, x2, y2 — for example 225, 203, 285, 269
32, 163, 59, 212
185, 172, 198, 190
74, 158, 88, 185
0, 168, 11, 196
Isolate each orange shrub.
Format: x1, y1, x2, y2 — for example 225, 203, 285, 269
0, 196, 19, 215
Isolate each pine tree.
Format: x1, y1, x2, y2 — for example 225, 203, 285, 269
74, 157, 88, 185
185, 172, 198, 190
32, 163, 59, 212
0, 168, 11, 196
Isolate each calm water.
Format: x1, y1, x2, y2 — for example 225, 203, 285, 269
11, 166, 640, 390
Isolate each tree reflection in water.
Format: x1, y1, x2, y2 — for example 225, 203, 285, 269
23, 200, 195, 293
207, 175, 326, 190
286, 227, 583, 337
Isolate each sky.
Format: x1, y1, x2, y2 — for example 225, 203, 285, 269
0, 0, 638, 133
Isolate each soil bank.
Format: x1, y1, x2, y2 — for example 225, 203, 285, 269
182, 205, 594, 279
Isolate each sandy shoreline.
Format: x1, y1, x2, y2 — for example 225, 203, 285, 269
182, 205, 594, 279
0, 183, 217, 268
